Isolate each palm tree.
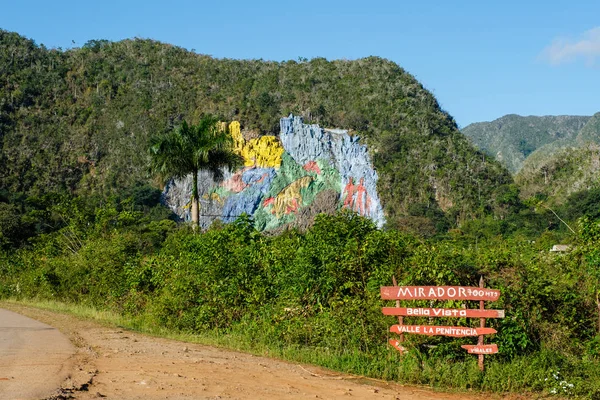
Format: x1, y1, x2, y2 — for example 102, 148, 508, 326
149, 116, 242, 229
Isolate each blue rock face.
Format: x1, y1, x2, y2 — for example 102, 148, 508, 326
163, 115, 385, 229
221, 168, 276, 223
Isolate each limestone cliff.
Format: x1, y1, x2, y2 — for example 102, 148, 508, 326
162, 115, 385, 230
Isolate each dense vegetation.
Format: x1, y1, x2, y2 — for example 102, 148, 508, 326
3, 202, 600, 397
516, 143, 600, 206
0, 29, 513, 235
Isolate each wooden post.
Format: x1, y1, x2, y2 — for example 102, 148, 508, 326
478, 276, 485, 371
392, 276, 404, 352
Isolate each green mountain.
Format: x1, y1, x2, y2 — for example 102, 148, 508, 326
515, 113, 600, 204
0, 29, 514, 232
462, 114, 591, 174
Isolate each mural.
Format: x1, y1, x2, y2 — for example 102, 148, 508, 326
162, 115, 385, 230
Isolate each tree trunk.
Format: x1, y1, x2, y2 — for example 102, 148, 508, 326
596, 292, 600, 335
191, 169, 199, 230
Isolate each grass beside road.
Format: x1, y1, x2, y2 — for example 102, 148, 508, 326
0, 298, 579, 399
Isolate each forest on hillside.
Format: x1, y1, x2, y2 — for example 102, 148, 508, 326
0, 29, 515, 237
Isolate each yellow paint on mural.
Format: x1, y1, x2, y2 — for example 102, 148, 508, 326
266, 176, 313, 217
229, 121, 244, 152
202, 192, 224, 205
228, 121, 284, 168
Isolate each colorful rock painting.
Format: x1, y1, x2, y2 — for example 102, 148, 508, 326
162, 115, 385, 230
263, 176, 314, 217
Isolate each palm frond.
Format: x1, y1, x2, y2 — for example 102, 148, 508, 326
149, 115, 242, 183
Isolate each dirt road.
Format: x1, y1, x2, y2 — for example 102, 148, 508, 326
0, 309, 75, 400
1, 304, 512, 400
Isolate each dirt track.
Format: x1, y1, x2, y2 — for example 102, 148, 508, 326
1, 304, 520, 400
0, 309, 75, 400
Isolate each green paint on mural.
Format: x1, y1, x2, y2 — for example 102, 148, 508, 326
253, 153, 341, 231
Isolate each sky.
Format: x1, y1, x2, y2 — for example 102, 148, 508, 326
1, 0, 599, 127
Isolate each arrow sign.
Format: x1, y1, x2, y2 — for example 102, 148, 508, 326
388, 339, 407, 354
380, 286, 500, 301
382, 307, 505, 318
461, 344, 498, 354
390, 325, 497, 337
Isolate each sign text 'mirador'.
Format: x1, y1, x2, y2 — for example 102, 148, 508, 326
380, 286, 501, 301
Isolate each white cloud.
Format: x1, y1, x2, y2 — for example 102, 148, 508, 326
540, 27, 600, 66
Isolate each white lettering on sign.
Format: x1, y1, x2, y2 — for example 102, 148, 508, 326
391, 325, 495, 336
387, 286, 500, 301
433, 308, 467, 317
405, 308, 467, 317
461, 344, 498, 354
434, 327, 477, 336
395, 325, 422, 334
472, 346, 494, 353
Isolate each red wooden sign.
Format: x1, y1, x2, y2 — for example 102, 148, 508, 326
461, 344, 498, 354
381, 286, 500, 301
382, 307, 505, 318
388, 339, 407, 353
390, 325, 497, 337
382, 277, 503, 371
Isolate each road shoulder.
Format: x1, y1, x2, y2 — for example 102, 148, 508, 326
1, 302, 522, 400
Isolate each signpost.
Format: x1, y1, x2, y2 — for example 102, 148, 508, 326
381, 277, 503, 371
389, 339, 407, 353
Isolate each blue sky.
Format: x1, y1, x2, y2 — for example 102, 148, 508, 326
2, 0, 599, 127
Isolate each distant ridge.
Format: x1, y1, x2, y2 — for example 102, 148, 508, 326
462, 114, 592, 174
463, 112, 600, 205
515, 113, 600, 204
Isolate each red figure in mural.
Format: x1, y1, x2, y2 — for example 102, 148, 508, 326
222, 170, 247, 193
343, 178, 356, 209
343, 177, 371, 216
255, 173, 268, 184
303, 160, 321, 175
286, 198, 300, 214
355, 178, 368, 215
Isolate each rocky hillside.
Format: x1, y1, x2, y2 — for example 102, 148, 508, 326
0, 29, 514, 233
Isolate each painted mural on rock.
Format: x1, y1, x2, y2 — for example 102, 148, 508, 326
162, 115, 385, 230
